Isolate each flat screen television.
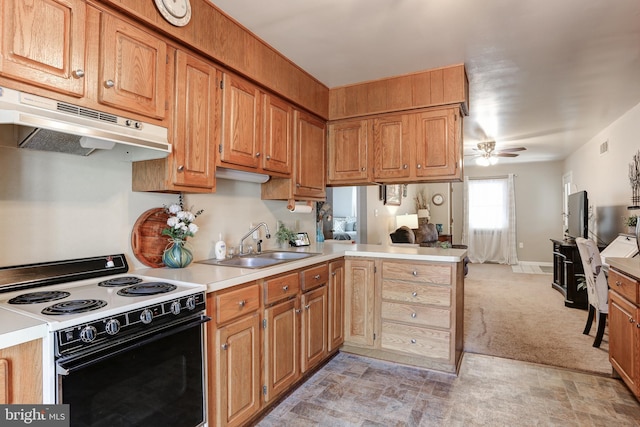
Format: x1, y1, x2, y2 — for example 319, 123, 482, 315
567, 191, 588, 239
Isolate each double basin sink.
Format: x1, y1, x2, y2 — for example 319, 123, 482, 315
197, 250, 319, 269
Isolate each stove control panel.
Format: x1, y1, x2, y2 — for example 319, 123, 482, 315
55, 291, 205, 356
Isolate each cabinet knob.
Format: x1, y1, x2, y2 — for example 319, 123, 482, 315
255, 152, 261, 157
238, 300, 246, 307
412, 291, 418, 297
417, 164, 422, 169
314, 274, 321, 280
177, 165, 185, 172
266, 155, 271, 160
295, 309, 302, 314
296, 183, 300, 188
361, 167, 366, 171
72, 69, 85, 79
410, 339, 417, 344
411, 312, 417, 318
616, 281, 622, 286
104, 79, 115, 88
630, 317, 636, 323
412, 270, 418, 276
332, 272, 336, 276
282, 285, 289, 292
304, 304, 310, 310
403, 164, 408, 169
221, 343, 229, 350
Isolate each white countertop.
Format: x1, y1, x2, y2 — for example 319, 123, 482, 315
0, 242, 466, 348
607, 256, 640, 279
134, 242, 468, 293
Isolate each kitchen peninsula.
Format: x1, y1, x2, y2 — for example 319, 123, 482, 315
0, 242, 466, 426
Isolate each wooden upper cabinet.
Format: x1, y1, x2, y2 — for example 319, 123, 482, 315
293, 110, 326, 199
262, 93, 292, 175
329, 64, 468, 120
372, 114, 411, 181
172, 50, 220, 190
327, 119, 370, 184
414, 107, 461, 180
0, 0, 86, 97
99, 12, 167, 119
220, 73, 261, 169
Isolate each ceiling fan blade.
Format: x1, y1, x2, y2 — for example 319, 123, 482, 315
495, 153, 519, 157
496, 147, 527, 153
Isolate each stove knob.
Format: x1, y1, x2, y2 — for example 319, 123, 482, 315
140, 308, 153, 324
186, 296, 196, 311
105, 319, 120, 335
170, 301, 181, 315
80, 326, 97, 343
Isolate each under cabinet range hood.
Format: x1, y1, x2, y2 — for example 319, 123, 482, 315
0, 86, 170, 159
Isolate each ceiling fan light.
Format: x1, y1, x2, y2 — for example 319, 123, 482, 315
489, 156, 499, 165
476, 156, 490, 166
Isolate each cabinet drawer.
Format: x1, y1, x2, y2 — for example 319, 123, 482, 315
216, 284, 260, 324
382, 281, 451, 307
300, 264, 329, 292
381, 321, 450, 360
609, 270, 639, 304
382, 261, 451, 284
381, 301, 450, 329
264, 272, 300, 305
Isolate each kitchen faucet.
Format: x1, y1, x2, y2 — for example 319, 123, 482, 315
239, 222, 271, 255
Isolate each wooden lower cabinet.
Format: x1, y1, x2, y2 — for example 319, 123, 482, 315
263, 297, 299, 403
328, 259, 345, 351
343, 258, 464, 374
0, 339, 42, 404
344, 258, 376, 347
300, 284, 328, 373
608, 268, 640, 399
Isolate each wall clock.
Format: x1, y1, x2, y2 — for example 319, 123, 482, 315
432, 193, 445, 206
154, 0, 192, 27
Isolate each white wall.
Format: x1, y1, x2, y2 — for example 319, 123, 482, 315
564, 101, 640, 244
0, 145, 315, 270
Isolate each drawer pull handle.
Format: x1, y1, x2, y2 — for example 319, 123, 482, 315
221, 343, 229, 350
411, 312, 417, 318
412, 271, 418, 276
314, 274, 321, 280
410, 339, 417, 344
412, 292, 418, 297
238, 300, 246, 307
282, 285, 289, 292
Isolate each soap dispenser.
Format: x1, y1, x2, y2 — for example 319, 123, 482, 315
215, 233, 227, 260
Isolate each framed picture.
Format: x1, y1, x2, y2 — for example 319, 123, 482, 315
291, 232, 310, 247
384, 184, 402, 206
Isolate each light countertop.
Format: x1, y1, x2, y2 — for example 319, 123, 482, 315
607, 256, 640, 279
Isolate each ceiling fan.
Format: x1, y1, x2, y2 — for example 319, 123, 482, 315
469, 141, 526, 166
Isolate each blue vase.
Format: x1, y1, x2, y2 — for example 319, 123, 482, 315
316, 221, 325, 242
162, 240, 193, 268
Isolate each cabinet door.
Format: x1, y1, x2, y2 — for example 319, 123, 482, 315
173, 51, 219, 189
372, 114, 411, 180
264, 298, 299, 403
328, 259, 345, 352
414, 108, 461, 180
217, 313, 261, 427
344, 259, 376, 346
609, 291, 639, 395
220, 73, 261, 168
0, 0, 86, 97
262, 94, 292, 175
294, 110, 326, 199
0, 339, 42, 404
99, 13, 167, 119
300, 285, 328, 373
327, 119, 369, 183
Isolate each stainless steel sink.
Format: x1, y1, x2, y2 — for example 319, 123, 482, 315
197, 250, 319, 269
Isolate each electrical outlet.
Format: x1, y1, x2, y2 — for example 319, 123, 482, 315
519, 242, 524, 248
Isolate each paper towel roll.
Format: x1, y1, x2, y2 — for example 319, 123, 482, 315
288, 203, 312, 213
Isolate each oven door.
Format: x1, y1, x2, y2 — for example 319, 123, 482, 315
56, 314, 209, 427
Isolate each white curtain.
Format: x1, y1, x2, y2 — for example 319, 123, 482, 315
462, 174, 519, 264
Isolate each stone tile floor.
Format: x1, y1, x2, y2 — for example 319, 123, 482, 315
256, 352, 640, 426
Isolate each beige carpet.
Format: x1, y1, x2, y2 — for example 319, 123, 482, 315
464, 263, 611, 375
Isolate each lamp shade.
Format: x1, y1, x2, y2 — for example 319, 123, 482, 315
396, 213, 419, 229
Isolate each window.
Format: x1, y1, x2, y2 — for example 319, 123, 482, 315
468, 179, 507, 230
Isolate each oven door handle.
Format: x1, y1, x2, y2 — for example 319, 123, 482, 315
57, 314, 210, 376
